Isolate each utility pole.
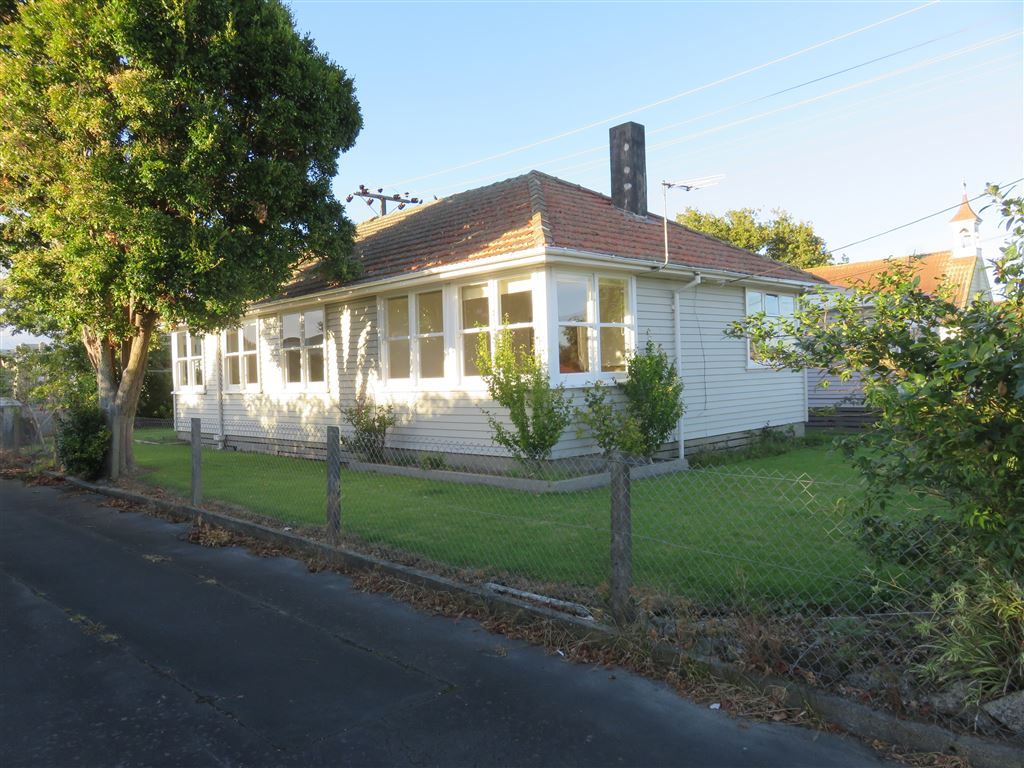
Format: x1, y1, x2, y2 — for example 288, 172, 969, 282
347, 186, 423, 216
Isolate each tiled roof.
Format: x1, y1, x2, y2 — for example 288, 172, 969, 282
274, 170, 825, 301
805, 251, 980, 308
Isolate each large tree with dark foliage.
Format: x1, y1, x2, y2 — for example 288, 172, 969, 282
677, 207, 830, 268
0, 0, 362, 477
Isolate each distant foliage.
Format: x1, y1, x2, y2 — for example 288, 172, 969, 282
578, 339, 684, 459
477, 328, 572, 466
677, 207, 830, 268
56, 404, 111, 480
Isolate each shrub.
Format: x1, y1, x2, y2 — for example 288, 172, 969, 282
477, 327, 572, 466
577, 339, 684, 459
341, 397, 397, 462
56, 405, 110, 480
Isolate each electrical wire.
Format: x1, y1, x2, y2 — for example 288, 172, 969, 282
380, 1, 940, 190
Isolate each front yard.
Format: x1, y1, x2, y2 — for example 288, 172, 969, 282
132, 430, 944, 611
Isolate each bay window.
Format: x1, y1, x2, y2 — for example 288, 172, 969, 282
556, 273, 631, 375
172, 331, 204, 391
281, 309, 325, 387
459, 276, 536, 377
224, 321, 259, 391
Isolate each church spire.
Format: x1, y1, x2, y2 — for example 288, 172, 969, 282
949, 181, 981, 257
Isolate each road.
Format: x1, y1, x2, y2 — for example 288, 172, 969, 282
0, 478, 888, 767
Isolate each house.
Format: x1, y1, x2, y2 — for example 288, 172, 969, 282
171, 122, 827, 462
803, 188, 993, 414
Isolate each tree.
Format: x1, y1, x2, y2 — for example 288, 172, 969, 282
727, 185, 1022, 571
677, 207, 830, 268
0, 0, 362, 478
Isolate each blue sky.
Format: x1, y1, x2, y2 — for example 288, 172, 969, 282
289, 0, 1023, 263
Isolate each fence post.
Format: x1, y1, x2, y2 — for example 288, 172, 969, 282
190, 418, 202, 507
609, 450, 634, 624
326, 426, 341, 543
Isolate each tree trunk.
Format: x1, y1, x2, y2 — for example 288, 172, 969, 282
82, 313, 157, 480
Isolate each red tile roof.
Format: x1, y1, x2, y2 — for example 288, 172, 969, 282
275, 171, 825, 300
805, 251, 981, 308
949, 193, 980, 223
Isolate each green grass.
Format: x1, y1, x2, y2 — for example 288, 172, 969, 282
131, 428, 942, 610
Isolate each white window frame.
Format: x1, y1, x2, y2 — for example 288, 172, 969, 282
280, 308, 327, 390
171, 330, 205, 393
457, 274, 537, 383
550, 271, 635, 384
744, 288, 796, 369
380, 289, 450, 388
222, 320, 261, 393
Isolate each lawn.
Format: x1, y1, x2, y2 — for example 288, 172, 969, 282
132, 430, 941, 610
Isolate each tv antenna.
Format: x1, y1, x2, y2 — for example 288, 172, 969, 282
347, 186, 424, 216
658, 175, 725, 270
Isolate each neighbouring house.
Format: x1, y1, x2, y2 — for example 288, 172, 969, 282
171, 122, 827, 462
803, 188, 993, 418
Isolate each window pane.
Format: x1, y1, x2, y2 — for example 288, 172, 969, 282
598, 279, 626, 324
225, 330, 239, 355
419, 336, 444, 378
244, 353, 259, 385
418, 291, 443, 334
285, 349, 302, 383
387, 297, 409, 337
242, 322, 258, 351
307, 348, 325, 383
765, 294, 780, 316
388, 339, 410, 379
463, 331, 489, 376
557, 278, 588, 323
461, 285, 489, 329
176, 361, 188, 387
559, 326, 589, 373
305, 309, 324, 346
509, 327, 535, 365
600, 327, 627, 372
190, 335, 203, 357
175, 333, 187, 358
282, 313, 301, 348
746, 291, 763, 315
192, 360, 204, 387
500, 279, 533, 325
227, 356, 241, 386
779, 295, 795, 316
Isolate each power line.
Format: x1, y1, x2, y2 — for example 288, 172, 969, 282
381, 0, 940, 189
826, 180, 1023, 256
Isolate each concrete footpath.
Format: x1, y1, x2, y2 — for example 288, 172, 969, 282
0, 478, 890, 767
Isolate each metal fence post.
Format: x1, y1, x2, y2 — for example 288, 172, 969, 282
326, 426, 341, 543
609, 450, 634, 624
190, 418, 202, 507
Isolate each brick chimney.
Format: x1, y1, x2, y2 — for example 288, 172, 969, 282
609, 122, 647, 216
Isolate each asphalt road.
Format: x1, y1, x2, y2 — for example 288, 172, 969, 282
0, 478, 889, 767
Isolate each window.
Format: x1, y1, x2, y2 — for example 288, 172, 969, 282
281, 309, 325, 387
384, 291, 446, 382
556, 274, 631, 375
172, 331, 204, 391
459, 277, 536, 377
745, 289, 795, 366
224, 321, 259, 391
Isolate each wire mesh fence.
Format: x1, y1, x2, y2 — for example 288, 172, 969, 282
126, 417, 981, 729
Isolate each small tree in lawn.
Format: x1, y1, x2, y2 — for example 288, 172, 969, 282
476, 327, 572, 470
0, 0, 362, 478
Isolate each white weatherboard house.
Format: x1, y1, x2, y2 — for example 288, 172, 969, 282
172, 123, 827, 461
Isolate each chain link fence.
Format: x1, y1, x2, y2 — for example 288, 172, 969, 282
126, 418, 989, 732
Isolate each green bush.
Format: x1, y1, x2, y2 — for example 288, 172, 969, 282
56, 405, 110, 480
477, 327, 572, 467
341, 397, 397, 462
577, 339, 684, 459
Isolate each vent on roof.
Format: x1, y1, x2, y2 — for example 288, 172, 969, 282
609, 122, 647, 217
